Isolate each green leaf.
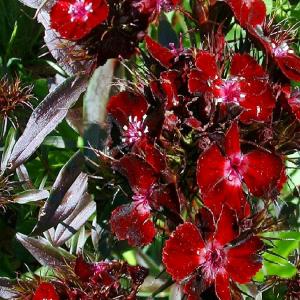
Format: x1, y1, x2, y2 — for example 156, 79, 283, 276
263, 0, 273, 15
259, 231, 300, 279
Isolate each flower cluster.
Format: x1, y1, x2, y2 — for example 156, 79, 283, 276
49, 0, 181, 68
100, 0, 300, 297
12, 256, 148, 299
6, 0, 300, 299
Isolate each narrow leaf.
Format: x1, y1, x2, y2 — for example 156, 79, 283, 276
53, 194, 96, 246
13, 189, 49, 204
0, 278, 18, 299
8, 75, 88, 170
16, 233, 74, 267
32, 172, 88, 234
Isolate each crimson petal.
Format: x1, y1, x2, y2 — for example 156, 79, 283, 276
107, 91, 148, 126
188, 69, 211, 94
227, 0, 266, 28
151, 184, 180, 213
33, 282, 59, 300
160, 70, 181, 109
215, 273, 231, 300
238, 80, 275, 123
115, 154, 157, 193
203, 181, 250, 219
195, 51, 219, 80
196, 207, 216, 241
145, 36, 175, 68
241, 151, 284, 197
275, 53, 300, 82
74, 256, 94, 282
110, 203, 156, 247
133, 139, 166, 174
163, 223, 205, 281
197, 143, 227, 196
214, 205, 239, 246
227, 236, 263, 283
224, 122, 241, 157
230, 53, 266, 78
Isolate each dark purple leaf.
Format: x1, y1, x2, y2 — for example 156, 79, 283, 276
32, 171, 88, 235
53, 193, 96, 246
13, 189, 49, 204
18, 0, 43, 8
16, 233, 74, 267
8, 75, 88, 170
0, 278, 19, 299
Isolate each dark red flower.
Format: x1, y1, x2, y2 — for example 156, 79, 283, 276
110, 154, 157, 246
107, 91, 149, 146
163, 206, 263, 300
189, 51, 275, 123
197, 122, 284, 217
50, 0, 109, 41
33, 282, 59, 300
73, 256, 148, 298
110, 153, 179, 246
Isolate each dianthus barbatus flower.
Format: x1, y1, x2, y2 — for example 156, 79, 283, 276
49, 0, 173, 69
110, 152, 179, 246
50, 0, 109, 40
29, 256, 148, 299
188, 51, 275, 123
163, 206, 263, 300
107, 91, 149, 147
225, 0, 300, 82
197, 122, 284, 218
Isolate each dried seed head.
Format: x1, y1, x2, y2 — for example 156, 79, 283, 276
0, 77, 34, 117
0, 176, 15, 210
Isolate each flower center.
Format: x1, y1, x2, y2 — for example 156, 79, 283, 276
68, 0, 93, 22
224, 154, 243, 186
213, 79, 245, 104
122, 115, 149, 145
132, 191, 151, 212
272, 42, 294, 58
202, 242, 227, 281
